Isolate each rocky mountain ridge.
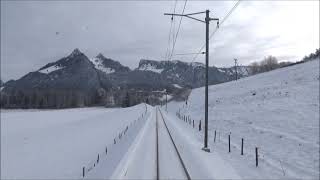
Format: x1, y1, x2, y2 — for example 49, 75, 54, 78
0, 49, 248, 108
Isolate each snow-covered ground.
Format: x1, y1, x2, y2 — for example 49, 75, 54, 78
107, 107, 241, 179
1, 60, 318, 179
167, 60, 319, 179
1, 104, 151, 179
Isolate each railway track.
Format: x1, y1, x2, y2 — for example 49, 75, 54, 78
156, 107, 191, 180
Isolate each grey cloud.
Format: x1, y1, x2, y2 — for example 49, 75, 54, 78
1, 1, 318, 81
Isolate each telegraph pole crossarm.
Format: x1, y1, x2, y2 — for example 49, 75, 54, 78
164, 10, 219, 153
164, 12, 206, 23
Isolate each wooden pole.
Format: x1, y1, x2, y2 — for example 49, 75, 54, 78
241, 138, 244, 155
256, 147, 258, 167
228, 134, 231, 153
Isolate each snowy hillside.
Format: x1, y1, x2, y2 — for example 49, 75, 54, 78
1, 104, 151, 179
167, 60, 319, 179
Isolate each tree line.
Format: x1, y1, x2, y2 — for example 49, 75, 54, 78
249, 49, 319, 75
0, 87, 163, 109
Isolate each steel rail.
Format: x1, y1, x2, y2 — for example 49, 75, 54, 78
157, 108, 191, 180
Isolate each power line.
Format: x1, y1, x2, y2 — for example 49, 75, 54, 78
170, 0, 178, 59
165, 0, 178, 61
164, 16, 174, 61
174, 52, 205, 56
191, 0, 241, 63
168, 0, 188, 61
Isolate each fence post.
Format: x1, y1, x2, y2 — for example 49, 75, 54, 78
255, 147, 258, 167
114, 139, 116, 144
214, 130, 216, 143
241, 138, 244, 155
97, 154, 99, 164
106, 146, 108, 155
83, 167, 85, 177
193, 120, 194, 128
199, 120, 202, 131
228, 134, 231, 153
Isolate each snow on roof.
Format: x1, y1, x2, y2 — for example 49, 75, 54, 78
39, 65, 64, 74
173, 84, 182, 88
90, 58, 115, 74
159, 94, 173, 101
138, 63, 164, 73
218, 69, 225, 73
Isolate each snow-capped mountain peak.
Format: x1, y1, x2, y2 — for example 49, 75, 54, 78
138, 60, 164, 73
89, 53, 130, 75
90, 56, 116, 74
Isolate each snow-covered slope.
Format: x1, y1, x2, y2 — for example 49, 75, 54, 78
89, 53, 130, 75
0, 104, 151, 179
39, 64, 65, 74
90, 57, 115, 74
167, 60, 319, 179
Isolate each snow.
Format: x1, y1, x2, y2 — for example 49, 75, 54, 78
39, 65, 64, 74
190, 62, 205, 68
109, 108, 156, 179
160, 109, 241, 179
159, 94, 173, 101
0, 86, 4, 91
1, 104, 151, 179
138, 63, 164, 73
84, 107, 150, 179
167, 60, 319, 179
2, 60, 318, 179
157, 109, 190, 179
90, 57, 115, 74
173, 84, 182, 88
218, 68, 225, 73
108, 107, 241, 179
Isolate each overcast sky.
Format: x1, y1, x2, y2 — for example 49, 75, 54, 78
1, 0, 319, 81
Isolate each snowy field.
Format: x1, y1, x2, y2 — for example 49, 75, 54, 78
1, 104, 151, 179
167, 60, 319, 179
1, 60, 319, 180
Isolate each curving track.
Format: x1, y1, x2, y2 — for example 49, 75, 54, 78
156, 107, 191, 180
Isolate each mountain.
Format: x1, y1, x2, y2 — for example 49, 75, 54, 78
1, 49, 103, 108
0, 49, 248, 109
90, 53, 131, 74
136, 59, 249, 88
